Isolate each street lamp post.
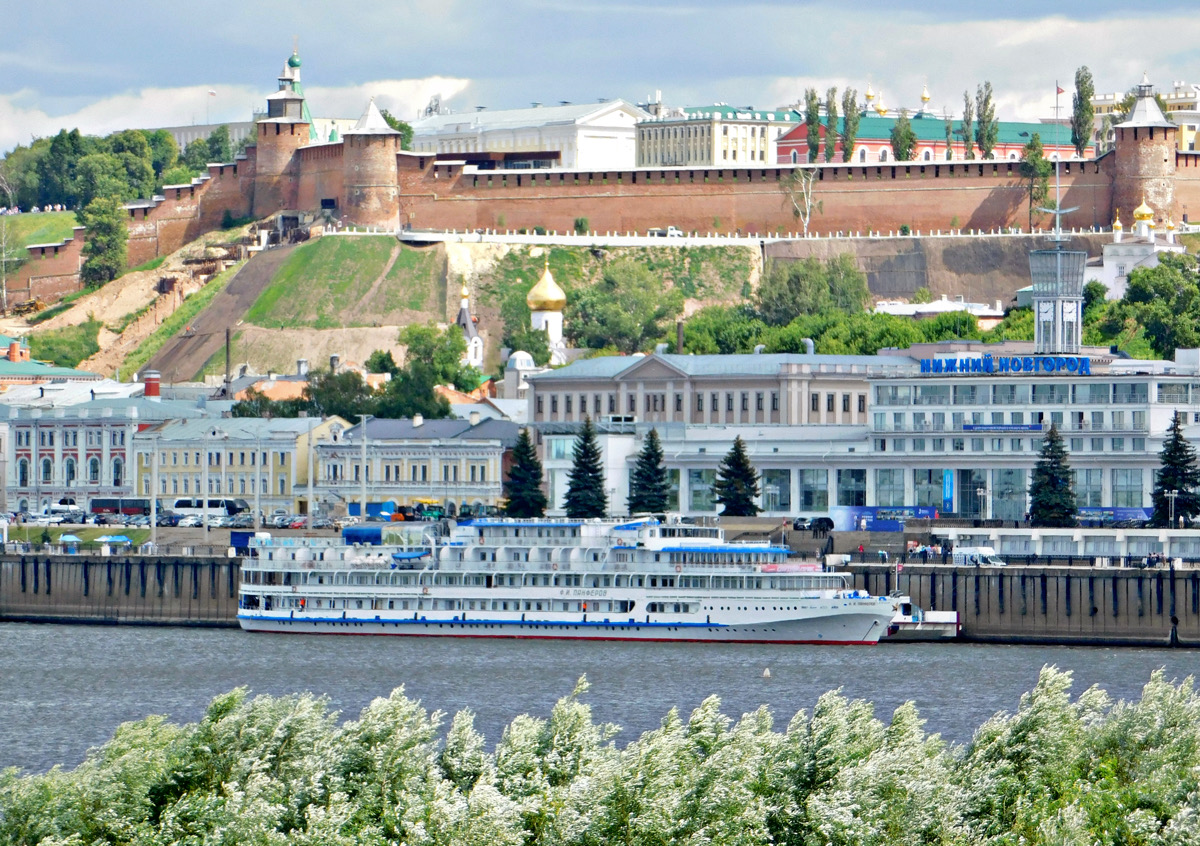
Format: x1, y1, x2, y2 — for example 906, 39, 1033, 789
150, 437, 159, 548
253, 432, 262, 531
358, 414, 371, 521
1167, 489, 1179, 528
976, 486, 990, 520
305, 415, 315, 530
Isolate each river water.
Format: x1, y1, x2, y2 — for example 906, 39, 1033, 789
3, 623, 1200, 774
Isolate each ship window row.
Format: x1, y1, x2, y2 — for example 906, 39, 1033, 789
247, 570, 834, 592
874, 382, 1170, 406
266, 597, 640, 614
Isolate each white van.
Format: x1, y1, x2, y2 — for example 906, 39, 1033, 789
951, 546, 1007, 567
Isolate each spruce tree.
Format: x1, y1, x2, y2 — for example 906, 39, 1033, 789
503, 429, 547, 518
1151, 411, 1200, 527
1029, 424, 1077, 527
713, 436, 761, 517
564, 417, 607, 518
627, 428, 670, 515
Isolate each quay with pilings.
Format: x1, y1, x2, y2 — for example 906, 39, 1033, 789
4, 551, 1200, 646
0, 553, 239, 627
848, 563, 1200, 646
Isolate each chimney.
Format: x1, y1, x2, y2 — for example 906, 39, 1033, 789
297, 358, 308, 376
469, 410, 481, 426
143, 370, 161, 400
412, 413, 424, 427
8, 341, 19, 362
676, 319, 684, 352
330, 353, 340, 372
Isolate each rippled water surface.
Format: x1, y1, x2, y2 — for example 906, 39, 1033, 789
3, 622, 1200, 773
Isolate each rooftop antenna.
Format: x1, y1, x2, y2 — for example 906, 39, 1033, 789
1035, 80, 1079, 244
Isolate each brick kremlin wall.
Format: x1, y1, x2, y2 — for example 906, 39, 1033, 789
11, 227, 88, 303
397, 157, 1116, 235
294, 142, 344, 212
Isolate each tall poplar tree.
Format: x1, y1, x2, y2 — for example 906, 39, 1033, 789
890, 110, 917, 161
1151, 411, 1200, 527
823, 87, 839, 163
78, 195, 127, 287
564, 417, 607, 518
975, 82, 998, 160
713, 436, 760, 517
503, 429, 547, 518
804, 88, 821, 163
841, 88, 860, 163
944, 117, 955, 160
960, 91, 975, 160
1029, 424, 1077, 527
1071, 66, 1095, 159
627, 428, 670, 515
1020, 133, 1052, 230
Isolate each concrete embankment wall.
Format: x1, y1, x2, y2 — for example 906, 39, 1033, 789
850, 564, 1200, 646
0, 555, 240, 627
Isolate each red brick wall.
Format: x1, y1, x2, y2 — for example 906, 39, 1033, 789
12, 228, 86, 302
253, 122, 308, 215
392, 157, 1113, 235
294, 143, 344, 214
1113, 125, 1176, 222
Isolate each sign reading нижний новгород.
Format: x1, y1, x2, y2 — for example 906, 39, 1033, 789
919, 355, 1091, 375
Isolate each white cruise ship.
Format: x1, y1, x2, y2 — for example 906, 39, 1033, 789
237, 518, 906, 644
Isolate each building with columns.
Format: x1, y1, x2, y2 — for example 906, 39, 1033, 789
527, 344, 1200, 522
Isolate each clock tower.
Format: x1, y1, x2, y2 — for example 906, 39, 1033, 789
1029, 248, 1085, 355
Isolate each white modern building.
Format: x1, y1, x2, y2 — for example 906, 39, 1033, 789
636, 104, 799, 167
411, 100, 648, 170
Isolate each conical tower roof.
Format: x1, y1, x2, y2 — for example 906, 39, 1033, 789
344, 99, 401, 135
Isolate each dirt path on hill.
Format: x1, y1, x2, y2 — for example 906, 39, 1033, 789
359, 242, 402, 306
145, 245, 299, 384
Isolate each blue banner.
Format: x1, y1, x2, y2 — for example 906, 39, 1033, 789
942, 469, 954, 513
830, 506, 939, 533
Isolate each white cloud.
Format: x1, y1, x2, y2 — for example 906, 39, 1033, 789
0, 76, 471, 153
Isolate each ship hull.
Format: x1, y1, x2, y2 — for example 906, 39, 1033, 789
237, 607, 894, 644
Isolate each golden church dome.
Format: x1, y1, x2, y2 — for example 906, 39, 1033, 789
921, 83, 931, 104
1112, 209, 1123, 229
461, 282, 470, 298
1133, 198, 1154, 221
865, 82, 874, 102
526, 260, 566, 311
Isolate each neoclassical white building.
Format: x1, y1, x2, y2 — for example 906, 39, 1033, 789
411, 100, 648, 170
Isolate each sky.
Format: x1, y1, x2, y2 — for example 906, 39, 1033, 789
1, 0, 1197, 154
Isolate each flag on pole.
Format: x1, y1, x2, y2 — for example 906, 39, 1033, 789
1056, 85, 1065, 95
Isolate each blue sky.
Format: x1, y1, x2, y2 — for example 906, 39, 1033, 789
1, 0, 1193, 153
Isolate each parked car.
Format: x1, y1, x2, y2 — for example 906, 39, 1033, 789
791, 517, 811, 531
155, 511, 181, 527
178, 515, 202, 528
288, 518, 306, 529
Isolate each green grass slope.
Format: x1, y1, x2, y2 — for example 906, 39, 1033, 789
2, 211, 77, 250
28, 319, 102, 368
244, 236, 444, 330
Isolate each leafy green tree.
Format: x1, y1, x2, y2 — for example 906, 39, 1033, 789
144, 129, 179, 178
713, 436, 760, 516
303, 368, 375, 419
1, 140, 48, 210
840, 88, 860, 162
161, 165, 196, 187
77, 195, 127, 286
1105, 253, 1200, 358
183, 138, 211, 171
364, 349, 399, 375
38, 128, 86, 208
804, 88, 821, 163
889, 110, 917, 161
975, 82, 998, 159
944, 117, 955, 160
679, 304, 766, 354
1151, 411, 1200, 527
757, 254, 868, 326
1082, 280, 1108, 321
1020, 132, 1052, 230
1071, 66, 1095, 158
960, 91, 975, 160
566, 260, 683, 354
372, 370, 452, 419
1029, 423, 1076, 527
206, 125, 233, 163
564, 417, 607, 518
73, 153, 124, 206
627, 428, 670, 514
380, 110, 415, 150
505, 327, 552, 367
912, 286, 933, 304
823, 87, 839, 162
399, 322, 480, 392
504, 429, 547, 518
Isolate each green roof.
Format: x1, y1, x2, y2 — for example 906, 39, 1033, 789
0, 359, 97, 378
789, 113, 1090, 149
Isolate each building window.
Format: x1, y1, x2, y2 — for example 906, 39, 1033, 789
811, 393, 819, 412
65, 458, 76, 485
726, 394, 734, 412
762, 469, 791, 511
858, 394, 866, 414
88, 458, 100, 484
913, 469, 946, 507
798, 468, 828, 510
741, 392, 749, 412
755, 392, 763, 412
18, 459, 28, 487
579, 394, 587, 414
842, 394, 850, 413
1112, 468, 1143, 508
628, 394, 636, 413
608, 394, 616, 413
711, 393, 719, 412
551, 395, 558, 413
696, 394, 704, 412
770, 392, 779, 412
875, 468, 905, 506
675, 393, 683, 412
536, 396, 544, 414
112, 458, 124, 487
565, 395, 572, 414
1074, 469, 1103, 507
688, 469, 717, 511
836, 469, 866, 507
